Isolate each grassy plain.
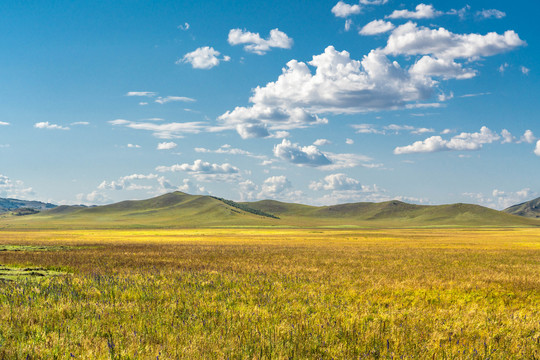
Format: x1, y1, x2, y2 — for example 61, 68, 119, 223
0, 228, 538, 359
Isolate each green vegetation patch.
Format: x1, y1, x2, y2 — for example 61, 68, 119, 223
211, 196, 280, 219
0, 265, 66, 281
0, 245, 73, 252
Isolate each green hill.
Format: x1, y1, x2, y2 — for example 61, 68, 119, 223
504, 197, 540, 218
0, 191, 537, 229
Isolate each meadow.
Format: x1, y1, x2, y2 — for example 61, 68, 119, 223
0, 228, 538, 359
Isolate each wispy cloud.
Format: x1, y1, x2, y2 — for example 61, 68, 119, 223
34, 122, 69, 130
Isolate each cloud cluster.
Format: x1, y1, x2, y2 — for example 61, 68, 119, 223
156, 160, 240, 182
98, 174, 158, 191
477, 9, 506, 19
309, 173, 361, 191
464, 188, 535, 210
157, 142, 178, 150
353, 123, 434, 135
386, 4, 442, 19
180, 46, 230, 69
0, 174, 34, 198
273, 139, 332, 166
331, 1, 361, 18
228, 28, 293, 55
394, 126, 501, 154
359, 20, 395, 35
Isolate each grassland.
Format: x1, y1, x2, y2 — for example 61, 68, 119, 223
0, 228, 539, 358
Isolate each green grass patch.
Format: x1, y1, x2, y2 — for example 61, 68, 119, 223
0, 244, 74, 252
0, 264, 66, 281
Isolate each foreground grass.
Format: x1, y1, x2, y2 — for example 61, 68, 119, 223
0, 228, 539, 359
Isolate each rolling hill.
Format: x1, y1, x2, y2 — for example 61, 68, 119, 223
504, 197, 540, 218
0, 191, 538, 229
0, 198, 56, 214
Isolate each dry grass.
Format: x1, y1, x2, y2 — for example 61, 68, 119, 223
0, 228, 538, 359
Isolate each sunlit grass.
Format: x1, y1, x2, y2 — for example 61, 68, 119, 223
0, 228, 538, 358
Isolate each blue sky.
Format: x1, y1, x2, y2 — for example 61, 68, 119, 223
0, 0, 538, 209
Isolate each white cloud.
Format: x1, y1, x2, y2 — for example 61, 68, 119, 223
394, 126, 501, 154
410, 56, 476, 79
71, 121, 89, 126
0, 122, 10, 126
313, 139, 332, 146
34, 122, 70, 130
155, 96, 196, 104
521, 66, 530, 75
194, 144, 267, 160
344, 19, 353, 31
178, 22, 190, 31
499, 62, 509, 73
0, 174, 34, 199
359, 20, 395, 35
157, 142, 177, 150
219, 46, 435, 138
228, 28, 293, 55
98, 173, 159, 191
126, 91, 156, 97
385, 22, 525, 61
258, 175, 292, 199
353, 123, 434, 135
127, 144, 141, 148
321, 152, 378, 171
477, 9, 506, 19
521, 130, 536, 144
109, 119, 204, 139
331, 1, 361, 18
346, 138, 354, 144
77, 190, 111, 205
273, 139, 332, 166
156, 159, 239, 175
535, 140, 540, 156
359, 0, 387, 4
179, 46, 230, 69
386, 4, 442, 19
309, 173, 361, 191
501, 129, 515, 144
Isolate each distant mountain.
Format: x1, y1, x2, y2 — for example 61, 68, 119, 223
0, 191, 537, 229
0, 198, 56, 214
504, 197, 540, 218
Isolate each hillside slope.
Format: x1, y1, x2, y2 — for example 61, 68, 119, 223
504, 197, 540, 218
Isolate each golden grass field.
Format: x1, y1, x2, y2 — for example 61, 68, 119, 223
0, 228, 539, 359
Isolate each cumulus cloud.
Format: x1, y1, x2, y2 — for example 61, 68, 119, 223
179, 47, 230, 69
501, 129, 515, 144
322, 152, 378, 171
98, 174, 159, 191
156, 159, 239, 175
346, 138, 354, 144
228, 28, 293, 55
313, 139, 332, 146
394, 126, 501, 154
309, 173, 361, 191
386, 4, 442, 19
521, 66, 530, 75
0, 174, 34, 198
273, 139, 332, 166
34, 122, 70, 130
409, 56, 476, 79
258, 175, 292, 199
535, 140, 540, 156
331, 1, 361, 18
109, 119, 204, 139
219, 46, 436, 137
155, 96, 196, 104
385, 22, 525, 61
359, 20, 395, 35
521, 130, 536, 144
477, 9, 506, 19
157, 142, 177, 150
